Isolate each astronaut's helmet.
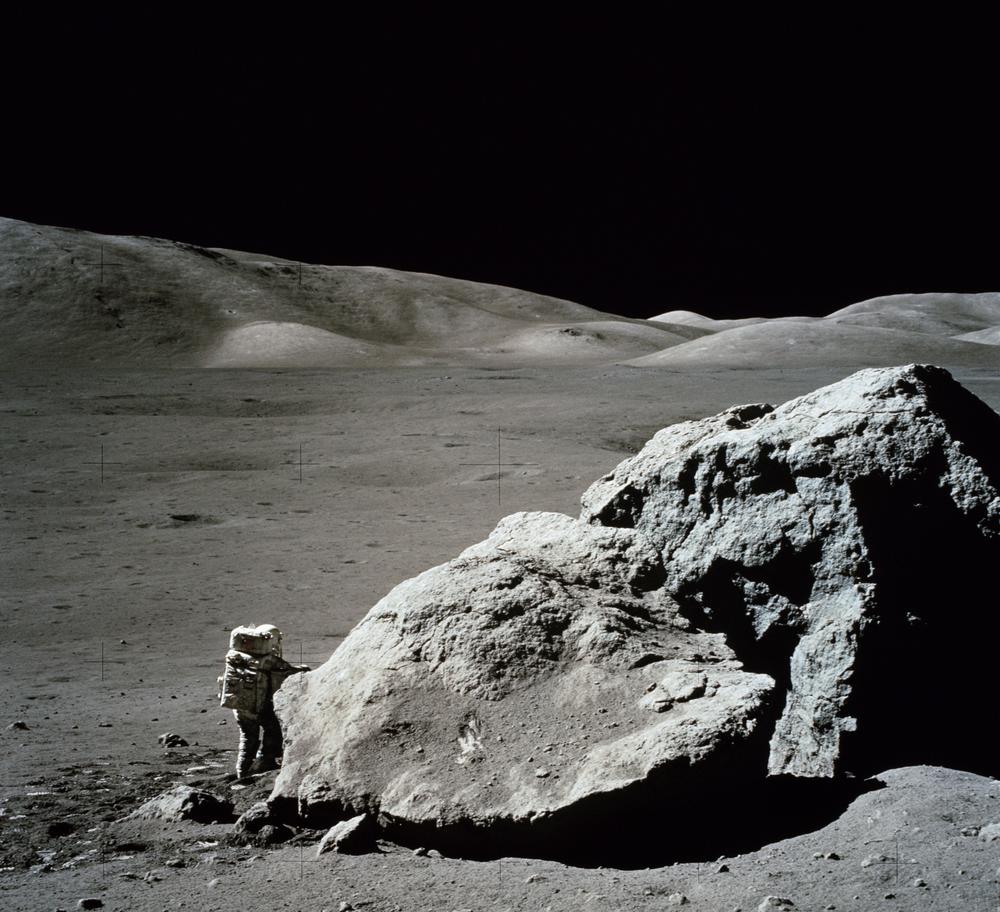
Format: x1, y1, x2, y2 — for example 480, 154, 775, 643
256, 624, 283, 657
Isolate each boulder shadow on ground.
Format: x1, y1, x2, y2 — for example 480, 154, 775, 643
372, 764, 882, 869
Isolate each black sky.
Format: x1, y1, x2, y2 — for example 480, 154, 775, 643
4, 12, 999, 319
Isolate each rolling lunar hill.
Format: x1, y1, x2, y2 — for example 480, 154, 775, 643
640, 294, 1000, 370
3, 217, 1000, 372
0, 217, 693, 368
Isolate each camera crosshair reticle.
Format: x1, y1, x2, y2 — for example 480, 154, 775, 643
82, 444, 124, 485
460, 427, 539, 505
76, 244, 126, 286
864, 834, 921, 885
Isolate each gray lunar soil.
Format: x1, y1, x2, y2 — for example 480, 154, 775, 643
2, 219, 1000, 911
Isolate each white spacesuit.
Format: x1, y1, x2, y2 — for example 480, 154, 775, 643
218, 624, 310, 779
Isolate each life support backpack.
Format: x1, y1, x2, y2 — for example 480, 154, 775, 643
218, 625, 277, 715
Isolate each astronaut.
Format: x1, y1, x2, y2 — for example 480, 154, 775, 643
218, 624, 310, 780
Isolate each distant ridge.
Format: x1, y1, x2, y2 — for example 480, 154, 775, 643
639, 294, 1000, 370
0, 217, 680, 368
4, 217, 999, 370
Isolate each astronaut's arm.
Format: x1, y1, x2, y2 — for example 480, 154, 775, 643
269, 656, 311, 675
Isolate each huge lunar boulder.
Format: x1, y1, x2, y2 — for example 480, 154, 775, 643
271, 364, 1000, 854
582, 364, 1000, 778
272, 512, 775, 847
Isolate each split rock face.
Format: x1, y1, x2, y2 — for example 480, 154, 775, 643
582, 364, 1000, 778
272, 365, 1000, 852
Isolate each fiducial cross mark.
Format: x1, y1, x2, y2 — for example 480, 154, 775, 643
83, 641, 126, 681
83, 444, 123, 484
460, 427, 538, 505
289, 443, 326, 483
77, 245, 126, 286
268, 842, 323, 880
864, 834, 921, 885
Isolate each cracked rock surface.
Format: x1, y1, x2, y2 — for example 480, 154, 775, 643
272, 512, 774, 844
582, 364, 1000, 778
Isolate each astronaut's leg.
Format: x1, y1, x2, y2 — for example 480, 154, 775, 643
257, 699, 283, 771
235, 710, 260, 779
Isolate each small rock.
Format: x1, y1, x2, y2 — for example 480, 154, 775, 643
124, 785, 234, 824
338, 903, 354, 912
667, 894, 689, 905
912, 878, 927, 887
8, 720, 29, 731
317, 813, 377, 855
254, 824, 294, 845
142, 871, 163, 883
534, 768, 550, 778
164, 858, 185, 868
960, 825, 980, 837
758, 899, 795, 912
158, 731, 189, 748
978, 822, 1000, 842
412, 846, 428, 856
207, 877, 220, 889
77, 901, 103, 910
233, 801, 272, 835
883, 893, 895, 900
717, 863, 730, 873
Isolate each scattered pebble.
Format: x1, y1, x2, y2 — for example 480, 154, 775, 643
978, 822, 1000, 841
912, 877, 927, 887
717, 863, 730, 873
158, 732, 189, 747
667, 893, 689, 905
757, 899, 795, 911
534, 768, 550, 778
412, 846, 428, 856
7, 720, 29, 731
77, 901, 103, 910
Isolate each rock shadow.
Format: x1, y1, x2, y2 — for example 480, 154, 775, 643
374, 757, 880, 869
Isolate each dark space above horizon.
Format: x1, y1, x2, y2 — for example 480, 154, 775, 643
5, 13, 999, 321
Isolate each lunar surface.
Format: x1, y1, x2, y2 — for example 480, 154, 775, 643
3, 219, 999, 911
